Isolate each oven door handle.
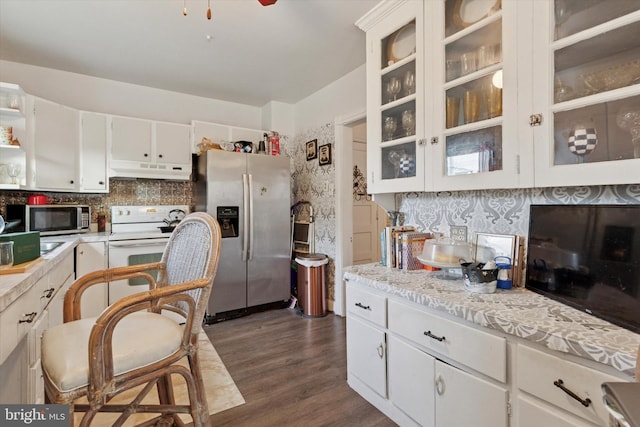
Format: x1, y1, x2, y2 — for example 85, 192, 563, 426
108, 240, 170, 248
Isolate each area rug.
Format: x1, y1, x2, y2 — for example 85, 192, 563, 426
73, 330, 245, 426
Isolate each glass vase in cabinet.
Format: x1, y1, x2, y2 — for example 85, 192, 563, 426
531, 0, 640, 187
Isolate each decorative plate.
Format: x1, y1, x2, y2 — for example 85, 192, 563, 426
387, 22, 416, 64
453, 0, 501, 29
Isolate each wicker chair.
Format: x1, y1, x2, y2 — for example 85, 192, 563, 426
41, 212, 221, 427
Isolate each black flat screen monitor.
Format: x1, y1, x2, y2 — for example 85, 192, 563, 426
526, 204, 640, 333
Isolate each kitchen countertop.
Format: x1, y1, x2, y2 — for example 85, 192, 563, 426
344, 263, 640, 379
0, 233, 109, 312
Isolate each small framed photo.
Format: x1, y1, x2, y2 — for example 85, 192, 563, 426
318, 144, 332, 166
306, 139, 317, 161
474, 232, 517, 263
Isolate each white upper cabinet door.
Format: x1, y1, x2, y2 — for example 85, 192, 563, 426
531, 1, 640, 187
30, 96, 79, 191
431, 0, 532, 191
358, 0, 426, 194
110, 116, 153, 162
80, 112, 108, 192
154, 121, 191, 165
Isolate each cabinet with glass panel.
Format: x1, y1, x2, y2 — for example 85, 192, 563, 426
431, 0, 528, 191
531, 0, 640, 187
357, 0, 530, 194
357, 1, 425, 194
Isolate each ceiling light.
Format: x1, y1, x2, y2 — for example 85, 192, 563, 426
183, 0, 277, 19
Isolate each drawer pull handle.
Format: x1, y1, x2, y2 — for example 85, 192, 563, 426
42, 287, 55, 298
424, 330, 446, 342
19, 312, 37, 324
553, 379, 592, 407
355, 302, 371, 311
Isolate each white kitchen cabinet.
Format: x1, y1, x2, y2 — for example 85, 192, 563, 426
27, 96, 79, 191
155, 121, 191, 165
346, 315, 387, 399
357, 0, 527, 194
0, 251, 74, 404
530, 1, 640, 187
0, 83, 26, 189
110, 116, 191, 179
357, 1, 425, 194
516, 343, 622, 426
79, 111, 108, 192
346, 279, 509, 427
358, 0, 640, 195
111, 116, 153, 162
517, 395, 598, 427
75, 241, 107, 318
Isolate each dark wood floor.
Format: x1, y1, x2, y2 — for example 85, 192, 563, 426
203, 308, 397, 427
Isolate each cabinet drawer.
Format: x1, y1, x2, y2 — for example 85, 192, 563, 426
517, 344, 623, 425
517, 395, 596, 427
346, 284, 387, 328
388, 299, 506, 382
0, 283, 41, 365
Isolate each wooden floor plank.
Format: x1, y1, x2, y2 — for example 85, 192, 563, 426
204, 308, 397, 427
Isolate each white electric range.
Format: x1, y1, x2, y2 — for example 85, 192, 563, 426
107, 205, 189, 304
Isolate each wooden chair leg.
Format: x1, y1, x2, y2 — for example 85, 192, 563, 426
188, 352, 210, 427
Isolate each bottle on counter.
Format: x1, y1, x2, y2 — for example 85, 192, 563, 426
97, 206, 106, 233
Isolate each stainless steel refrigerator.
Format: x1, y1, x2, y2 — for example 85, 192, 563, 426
196, 150, 291, 318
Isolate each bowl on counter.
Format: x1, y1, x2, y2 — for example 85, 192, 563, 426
417, 238, 472, 280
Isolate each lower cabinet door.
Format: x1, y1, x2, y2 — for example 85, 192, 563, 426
388, 335, 435, 427
435, 360, 509, 427
346, 316, 387, 398
518, 396, 597, 427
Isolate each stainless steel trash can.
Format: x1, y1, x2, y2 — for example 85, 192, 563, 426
295, 253, 328, 317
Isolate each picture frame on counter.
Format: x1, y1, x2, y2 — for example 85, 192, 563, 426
474, 232, 517, 264
318, 143, 332, 166
306, 139, 317, 161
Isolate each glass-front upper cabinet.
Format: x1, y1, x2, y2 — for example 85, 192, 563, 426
532, 0, 640, 187
357, 1, 425, 194
430, 0, 528, 191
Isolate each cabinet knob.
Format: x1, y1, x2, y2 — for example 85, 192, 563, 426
430, 137, 439, 145
70, 180, 74, 184
144, 153, 149, 157
99, 181, 104, 185
158, 154, 163, 158
529, 114, 543, 126
377, 343, 384, 359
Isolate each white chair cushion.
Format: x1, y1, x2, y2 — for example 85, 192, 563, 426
41, 312, 184, 393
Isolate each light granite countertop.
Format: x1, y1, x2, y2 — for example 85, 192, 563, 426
0, 233, 109, 312
344, 263, 640, 379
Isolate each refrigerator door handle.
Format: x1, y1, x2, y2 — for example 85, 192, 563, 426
248, 173, 254, 261
242, 173, 249, 261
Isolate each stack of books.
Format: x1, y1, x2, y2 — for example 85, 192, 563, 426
381, 226, 433, 270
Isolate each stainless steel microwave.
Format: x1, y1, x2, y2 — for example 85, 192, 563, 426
6, 204, 91, 236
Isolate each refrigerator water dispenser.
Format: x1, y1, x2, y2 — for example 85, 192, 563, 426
217, 206, 239, 238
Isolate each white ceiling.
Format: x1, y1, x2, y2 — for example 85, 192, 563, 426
0, 0, 379, 107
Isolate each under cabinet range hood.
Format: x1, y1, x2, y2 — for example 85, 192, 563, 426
109, 159, 191, 180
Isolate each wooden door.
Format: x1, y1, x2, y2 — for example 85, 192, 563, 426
352, 141, 385, 265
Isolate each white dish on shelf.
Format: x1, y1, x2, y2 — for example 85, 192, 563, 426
387, 22, 416, 63
453, 0, 501, 29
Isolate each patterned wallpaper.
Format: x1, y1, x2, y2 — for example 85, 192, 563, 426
285, 123, 337, 300
399, 184, 640, 239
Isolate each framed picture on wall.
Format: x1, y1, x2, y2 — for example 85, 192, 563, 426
318, 144, 332, 166
306, 139, 317, 161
